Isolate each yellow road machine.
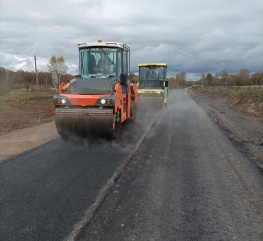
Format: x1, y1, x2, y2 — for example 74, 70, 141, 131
137, 63, 168, 109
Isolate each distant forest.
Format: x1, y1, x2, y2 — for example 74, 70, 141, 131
0, 67, 74, 93
167, 69, 263, 89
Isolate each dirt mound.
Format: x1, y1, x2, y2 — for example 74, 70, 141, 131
189, 88, 263, 169
189, 87, 263, 122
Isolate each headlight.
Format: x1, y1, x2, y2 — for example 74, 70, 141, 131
56, 98, 67, 104
53, 95, 71, 106
96, 95, 115, 106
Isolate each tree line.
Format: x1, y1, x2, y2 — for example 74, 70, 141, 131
0, 56, 73, 93
199, 69, 263, 87
1, 55, 262, 93
168, 69, 263, 89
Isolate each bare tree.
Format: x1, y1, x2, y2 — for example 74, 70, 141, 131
47, 56, 68, 85
251, 72, 263, 85
218, 70, 228, 85
201, 73, 205, 86
175, 71, 187, 88
239, 69, 250, 85
206, 73, 213, 86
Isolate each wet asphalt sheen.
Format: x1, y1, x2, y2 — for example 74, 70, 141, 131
1, 89, 263, 241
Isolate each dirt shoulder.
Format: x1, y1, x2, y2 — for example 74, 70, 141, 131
0, 97, 58, 161
189, 88, 263, 171
0, 97, 55, 136
0, 122, 59, 161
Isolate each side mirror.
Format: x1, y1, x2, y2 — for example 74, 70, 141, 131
120, 73, 127, 85
51, 71, 59, 86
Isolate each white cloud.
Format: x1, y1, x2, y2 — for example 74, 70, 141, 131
0, 0, 262, 79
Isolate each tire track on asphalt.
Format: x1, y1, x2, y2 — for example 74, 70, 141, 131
64, 92, 176, 241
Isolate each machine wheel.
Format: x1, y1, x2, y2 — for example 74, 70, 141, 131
130, 101, 137, 122
59, 131, 69, 141
55, 119, 70, 141
112, 110, 121, 139
163, 102, 167, 110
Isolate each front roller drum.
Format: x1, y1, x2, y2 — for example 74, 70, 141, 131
55, 114, 119, 139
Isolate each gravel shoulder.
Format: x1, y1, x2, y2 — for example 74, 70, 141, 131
189, 90, 263, 171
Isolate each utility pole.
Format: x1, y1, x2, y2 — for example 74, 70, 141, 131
34, 55, 39, 95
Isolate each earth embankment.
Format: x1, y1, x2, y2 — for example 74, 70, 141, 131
189, 87, 263, 170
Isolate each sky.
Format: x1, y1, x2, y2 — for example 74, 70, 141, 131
0, 0, 262, 80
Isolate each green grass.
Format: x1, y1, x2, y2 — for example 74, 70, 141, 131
0, 86, 56, 110
1, 90, 29, 101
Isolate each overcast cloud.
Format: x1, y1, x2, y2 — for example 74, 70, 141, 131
0, 0, 262, 80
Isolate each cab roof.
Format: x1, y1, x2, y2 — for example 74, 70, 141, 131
77, 41, 127, 50
138, 63, 167, 67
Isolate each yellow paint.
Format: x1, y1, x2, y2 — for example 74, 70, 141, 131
138, 63, 167, 67
138, 89, 164, 94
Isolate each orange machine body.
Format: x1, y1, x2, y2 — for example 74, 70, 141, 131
53, 41, 138, 139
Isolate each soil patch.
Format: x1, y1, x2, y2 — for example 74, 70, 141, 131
0, 96, 57, 161
0, 97, 55, 136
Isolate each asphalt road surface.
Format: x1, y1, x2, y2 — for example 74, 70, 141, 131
1, 89, 263, 241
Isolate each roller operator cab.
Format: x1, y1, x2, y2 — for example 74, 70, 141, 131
138, 63, 168, 109
53, 40, 138, 139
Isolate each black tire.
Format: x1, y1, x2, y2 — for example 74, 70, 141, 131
112, 111, 121, 139
130, 101, 137, 122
